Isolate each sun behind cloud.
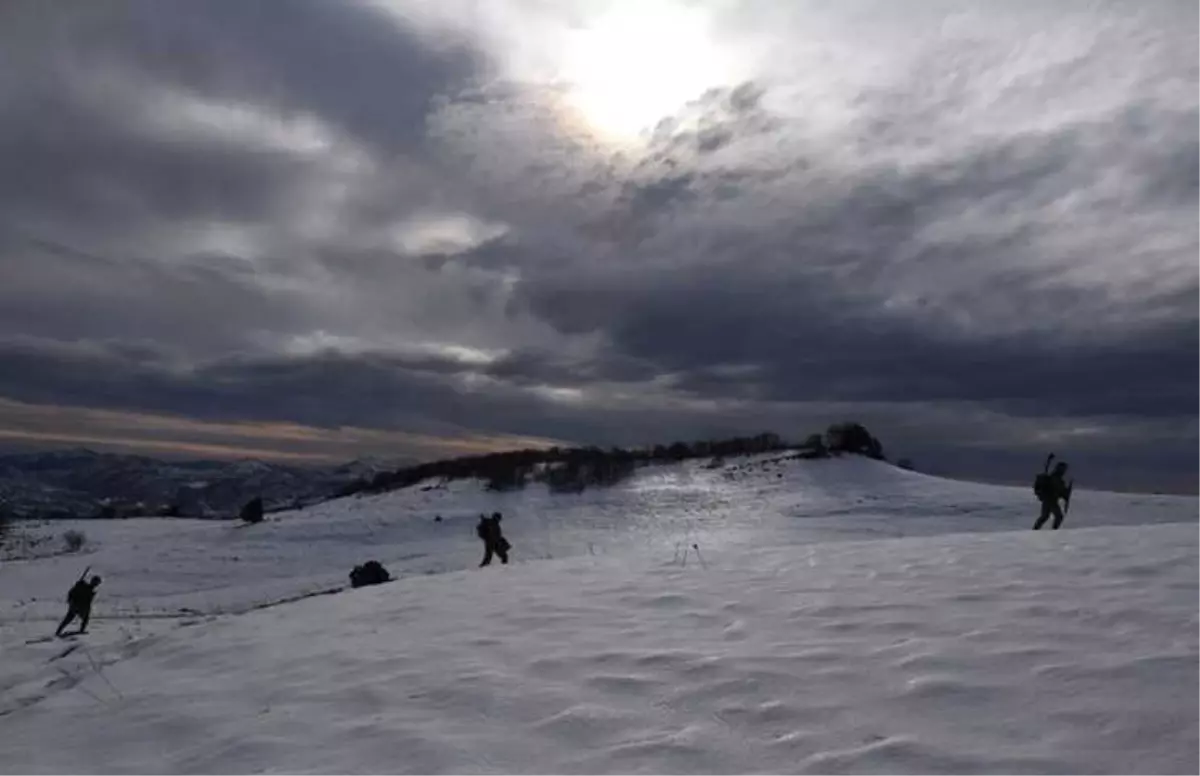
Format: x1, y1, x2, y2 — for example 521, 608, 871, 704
558, 1, 736, 143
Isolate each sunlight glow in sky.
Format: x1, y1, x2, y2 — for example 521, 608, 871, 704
558, 2, 736, 143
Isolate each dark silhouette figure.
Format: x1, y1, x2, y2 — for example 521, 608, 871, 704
56, 575, 101, 636
477, 512, 510, 566
1033, 458, 1073, 530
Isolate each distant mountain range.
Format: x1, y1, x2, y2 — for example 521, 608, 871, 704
0, 449, 410, 521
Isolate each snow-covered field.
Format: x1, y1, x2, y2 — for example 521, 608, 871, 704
1, 455, 1196, 773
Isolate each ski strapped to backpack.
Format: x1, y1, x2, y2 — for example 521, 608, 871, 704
1033, 453, 1055, 500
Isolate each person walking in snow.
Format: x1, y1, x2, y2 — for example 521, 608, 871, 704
55, 573, 101, 636
1033, 455, 1073, 530
477, 512, 511, 566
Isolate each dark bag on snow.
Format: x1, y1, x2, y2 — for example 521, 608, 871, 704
349, 560, 390, 589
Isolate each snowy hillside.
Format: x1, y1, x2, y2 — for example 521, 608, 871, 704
0, 455, 1195, 773
2, 456, 1192, 620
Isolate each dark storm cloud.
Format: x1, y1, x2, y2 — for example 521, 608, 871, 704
0, 0, 487, 247
0, 337, 496, 435
518, 263, 1198, 417
0, 0, 502, 352
484, 349, 660, 387
0, 84, 314, 229
0, 235, 312, 355
505, 56, 1199, 425
0, 336, 709, 445
3, 0, 482, 153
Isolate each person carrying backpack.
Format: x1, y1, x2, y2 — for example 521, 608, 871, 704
477, 512, 511, 566
1033, 453, 1073, 530
56, 569, 101, 637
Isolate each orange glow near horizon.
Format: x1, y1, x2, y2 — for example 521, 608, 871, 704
0, 398, 564, 463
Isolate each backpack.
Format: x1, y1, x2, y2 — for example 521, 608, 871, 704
66, 580, 89, 606
1033, 473, 1053, 500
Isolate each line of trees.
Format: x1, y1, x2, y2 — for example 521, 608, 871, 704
335, 422, 890, 499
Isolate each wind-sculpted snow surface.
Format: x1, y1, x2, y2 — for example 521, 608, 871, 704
0, 456, 1195, 773
1, 524, 1195, 774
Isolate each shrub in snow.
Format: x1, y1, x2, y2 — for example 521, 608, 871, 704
239, 496, 264, 524
540, 456, 638, 494
62, 529, 86, 553
349, 560, 390, 588
801, 433, 828, 457
485, 465, 530, 492
825, 422, 885, 460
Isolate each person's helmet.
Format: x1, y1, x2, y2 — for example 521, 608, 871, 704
1053, 462, 1069, 474
492, 511, 502, 521
90, 576, 102, 587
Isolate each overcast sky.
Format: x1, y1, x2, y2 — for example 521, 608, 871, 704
1, 0, 1196, 491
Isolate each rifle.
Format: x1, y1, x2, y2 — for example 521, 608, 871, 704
77, 565, 91, 583
1046, 452, 1073, 515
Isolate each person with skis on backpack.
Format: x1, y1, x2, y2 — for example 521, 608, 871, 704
1033, 453, 1073, 530
56, 570, 101, 637
477, 512, 511, 566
